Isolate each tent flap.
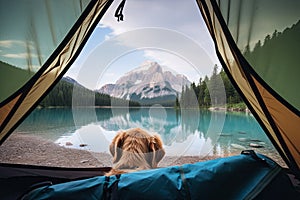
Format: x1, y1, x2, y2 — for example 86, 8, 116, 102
0, 0, 113, 144
196, 0, 300, 175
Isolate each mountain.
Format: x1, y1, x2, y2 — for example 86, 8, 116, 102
97, 61, 191, 105
61, 76, 85, 88
40, 76, 140, 107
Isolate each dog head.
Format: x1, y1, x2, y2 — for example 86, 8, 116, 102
109, 127, 165, 170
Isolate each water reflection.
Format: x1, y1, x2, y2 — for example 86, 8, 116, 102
16, 107, 272, 158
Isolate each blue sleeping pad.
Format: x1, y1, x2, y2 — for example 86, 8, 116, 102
23, 150, 299, 200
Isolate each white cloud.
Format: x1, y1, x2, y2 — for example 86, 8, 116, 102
104, 34, 111, 41
0, 40, 22, 48
0, 40, 38, 60
102, 0, 204, 35
2, 53, 35, 59
69, 0, 222, 89
143, 50, 205, 83
0, 40, 33, 49
97, 72, 117, 86
100, 0, 220, 77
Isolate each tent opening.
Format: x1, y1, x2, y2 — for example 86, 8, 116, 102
1, 0, 300, 199
0, 0, 288, 170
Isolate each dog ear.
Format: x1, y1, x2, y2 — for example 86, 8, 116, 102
149, 134, 165, 168
110, 131, 127, 163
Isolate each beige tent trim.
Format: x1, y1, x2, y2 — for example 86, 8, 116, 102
254, 78, 300, 167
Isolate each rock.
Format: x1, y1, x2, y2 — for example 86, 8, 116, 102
238, 138, 248, 142
250, 139, 262, 142
79, 143, 87, 147
249, 143, 264, 148
219, 133, 232, 136
231, 143, 246, 150
97, 61, 190, 100
65, 142, 73, 146
258, 142, 266, 145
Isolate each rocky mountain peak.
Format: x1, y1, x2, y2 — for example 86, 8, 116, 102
97, 62, 191, 103
148, 62, 162, 73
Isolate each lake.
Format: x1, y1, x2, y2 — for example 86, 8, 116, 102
15, 107, 281, 161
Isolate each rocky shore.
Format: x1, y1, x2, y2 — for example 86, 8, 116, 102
0, 133, 286, 168
0, 133, 222, 168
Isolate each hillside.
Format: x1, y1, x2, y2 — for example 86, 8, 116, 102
0, 61, 34, 103
40, 77, 140, 107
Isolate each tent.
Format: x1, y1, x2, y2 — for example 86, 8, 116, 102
0, 0, 299, 199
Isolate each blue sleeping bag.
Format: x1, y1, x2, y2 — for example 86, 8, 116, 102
23, 150, 299, 200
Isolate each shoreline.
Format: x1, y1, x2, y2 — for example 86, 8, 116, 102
0, 134, 223, 168
0, 133, 286, 168
38, 105, 248, 111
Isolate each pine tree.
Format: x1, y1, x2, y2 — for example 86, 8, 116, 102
203, 76, 211, 107
175, 93, 180, 108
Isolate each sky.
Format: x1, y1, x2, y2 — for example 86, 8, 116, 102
1, 0, 300, 91
65, 0, 221, 90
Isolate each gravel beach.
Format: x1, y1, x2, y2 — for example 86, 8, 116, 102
0, 133, 286, 168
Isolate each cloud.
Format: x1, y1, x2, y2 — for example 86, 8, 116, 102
0, 40, 22, 48
101, 0, 214, 44
0, 40, 33, 49
68, 0, 222, 89
2, 53, 38, 59
100, 0, 220, 75
3, 53, 28, 59
102, 0, 204, 35
104, 34, 111, 41
143, 50, 206, 83
0, 40, 38, 59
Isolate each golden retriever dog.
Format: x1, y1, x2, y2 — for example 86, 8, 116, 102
105, 127, 165, 176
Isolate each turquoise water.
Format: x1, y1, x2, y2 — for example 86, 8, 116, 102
16, 107, 278, 158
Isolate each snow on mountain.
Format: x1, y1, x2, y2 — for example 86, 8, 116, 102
97, 62, 191, 101
62, 76, 78, 84
62, 76, 85, 88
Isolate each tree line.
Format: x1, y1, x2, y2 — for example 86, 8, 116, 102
178, 20, 300, 110
243, 19, 300, 70
40, 65, 246, 109
177, 65, 244, 109
40, 80, 140, 107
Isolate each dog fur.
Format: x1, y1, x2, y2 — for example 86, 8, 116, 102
105, 127, 165, 176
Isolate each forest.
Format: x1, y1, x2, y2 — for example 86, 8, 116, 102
40, 66, 244, 109
179, 19, 300, 110
40, 79, 140, 107
178, 65, 244, 109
